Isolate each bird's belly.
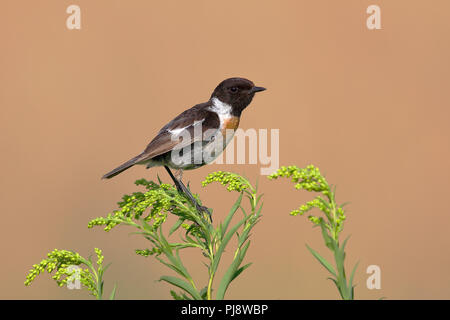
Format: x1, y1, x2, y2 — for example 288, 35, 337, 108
159, 129, 237, 170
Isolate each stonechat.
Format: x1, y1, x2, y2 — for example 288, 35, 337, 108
102, 77, 266, 217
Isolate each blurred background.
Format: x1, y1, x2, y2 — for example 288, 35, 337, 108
1, 0, 450, 299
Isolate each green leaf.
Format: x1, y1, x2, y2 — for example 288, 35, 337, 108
159, 276, 201, 300
240, 206, 248, 217
199, 286, 208, 300
319, 220, 335, 251
340, 201, 351, 208
334, 242, 346, 280
341, 235, 351, 252
256, 194, 264, 205
305, 244, 337, 278
157, 244, 193, 282
175, 249, 193, 280
141, 219, 154, 233
349, 261, 358, 286
170, 290, 184, 300
109, 283, 117, 300
155, 257, 186, 279
327, 277, 338, 288
230, 263, 253, 283
184, 233, 198, 245
184, 224, 198, 237
102, 262, 112, 273
169, 218, 185, 236
181, 293, 193, 300
211, 216, 246, 275
255, 202, 264, 217
216, 241, 251, 300
99, 280, 104, 299
348, 261, 359, 299
328, 277, 345, 300
237, 217, 259, 247
221, 193, 243, 238
316, 196, 330, 209
158, 227, 173, 255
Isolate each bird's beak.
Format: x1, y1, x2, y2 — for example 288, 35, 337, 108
250, 86, 266, 93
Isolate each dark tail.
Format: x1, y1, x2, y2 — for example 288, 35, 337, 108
102, 154, 144, 179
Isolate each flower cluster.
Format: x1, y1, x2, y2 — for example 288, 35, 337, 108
88, 180, 190, 232
269, 164, 356, 299
202, 171, 251, 192
25, 172, 262, 300
334, 206, 346, 233
181, 222, 203, 238
269, 164, 347, 239
290, 195, 330, 217
268, 165, 329, 194
135, 248, 162, 257
94, 248, 104, 266
303, 205, 346, 228
24, 249, 98, 296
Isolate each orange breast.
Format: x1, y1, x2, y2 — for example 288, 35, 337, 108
222, 116, 240, 131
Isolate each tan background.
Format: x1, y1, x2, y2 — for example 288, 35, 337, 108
1, 0, 449, 299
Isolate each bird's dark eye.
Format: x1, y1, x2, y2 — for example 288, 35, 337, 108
230, 86, 238, 93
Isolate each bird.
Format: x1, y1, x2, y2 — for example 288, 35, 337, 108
102, 77, 266, 218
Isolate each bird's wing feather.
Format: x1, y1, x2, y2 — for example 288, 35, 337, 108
138, 103, 220, 162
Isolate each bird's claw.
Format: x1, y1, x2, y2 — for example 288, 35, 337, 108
196, 204, 212, 222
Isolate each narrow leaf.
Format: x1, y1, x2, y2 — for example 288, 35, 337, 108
169, 218, 185, 236
211, 217, 246, 275
216, 241, 251, 300
159, 276, 201, 300
305, 244, 337, 278
199, 286, 208, 300
155, 256, 185, 278
230, 263, 252, 283
221, 193, 243, 238
109, 283, 117, 300
348, 261, 359, 299
170, 290, 184, 300
319, 220, 335, 251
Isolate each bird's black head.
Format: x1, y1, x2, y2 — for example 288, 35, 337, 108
211, 77, 266, 116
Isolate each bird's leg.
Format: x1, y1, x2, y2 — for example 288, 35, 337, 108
177, 179, 213, 222
164, 166, 184, 193
164, 166, 212, 221
174, 169, 183, 181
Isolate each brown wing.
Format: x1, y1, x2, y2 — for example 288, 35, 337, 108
137, 102, 220, 162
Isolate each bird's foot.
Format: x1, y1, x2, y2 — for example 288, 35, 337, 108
195, 203, 212, 222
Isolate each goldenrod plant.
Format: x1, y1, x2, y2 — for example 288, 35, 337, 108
25, 171, 262, 300
269, 165, 358, 300
24, 248, 116, 300
90, 172, 262, 300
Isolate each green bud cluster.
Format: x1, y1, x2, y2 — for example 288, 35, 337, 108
94, 248, 104, 266
24, 249, 82, 286
135, 248, 161, 257
268, 165, 347, 240
290, 196, 330, 216
269, 165, 329, 193
269, 164, 356, 300
202, 171, 251, 192
335, 206, 346, 234
24, 249, 98, 296
308, 216, 322, 225
88, 179, 192, 232
181, 222, 203, 238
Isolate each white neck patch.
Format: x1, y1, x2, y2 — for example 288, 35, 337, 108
210, 97, 232, 115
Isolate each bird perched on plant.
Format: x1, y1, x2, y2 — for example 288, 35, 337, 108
102, 77, 266, 218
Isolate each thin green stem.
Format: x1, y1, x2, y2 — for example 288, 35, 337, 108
207, 272, 214, 300
81, 258, 102, 300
